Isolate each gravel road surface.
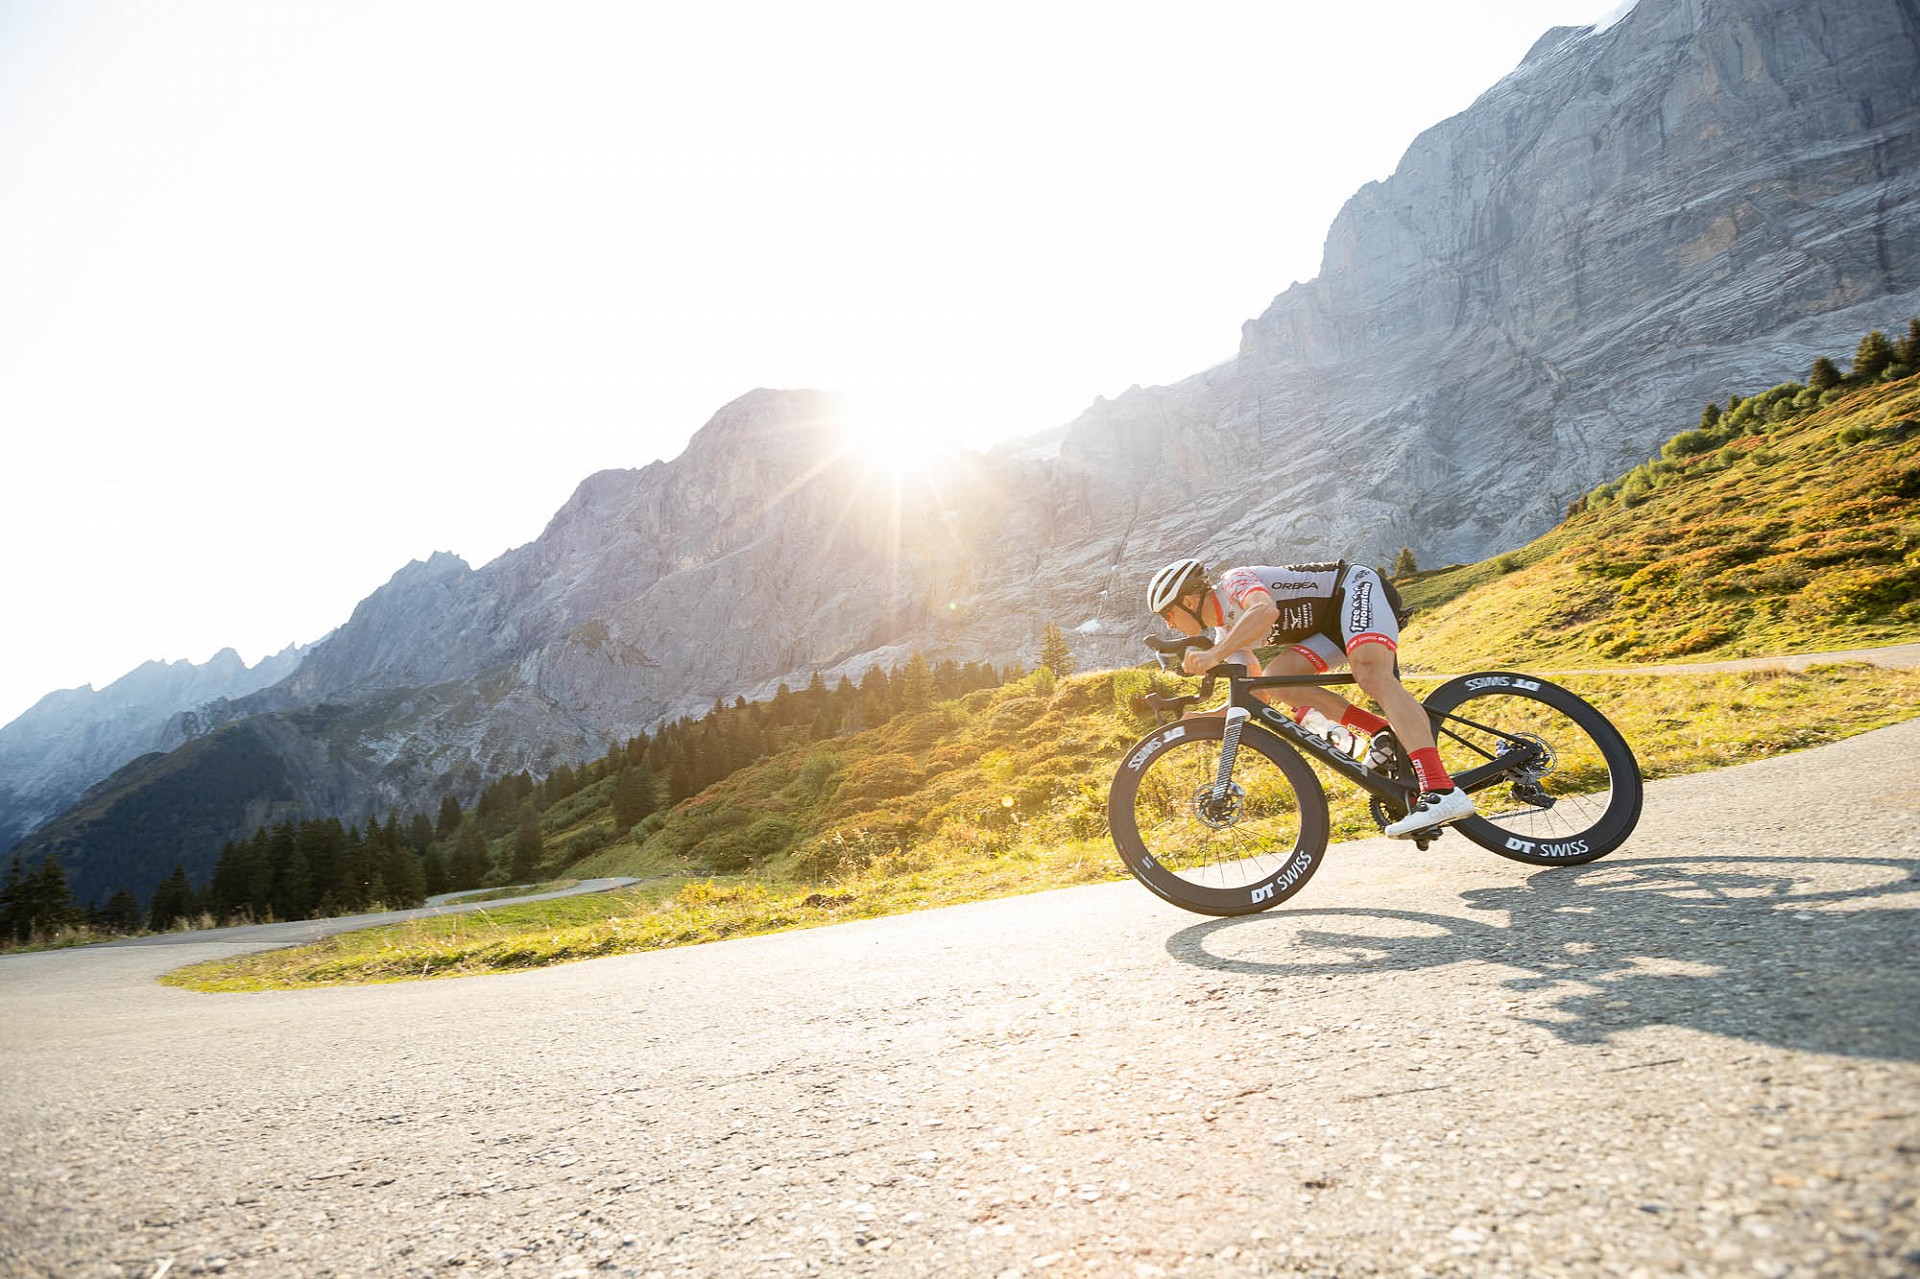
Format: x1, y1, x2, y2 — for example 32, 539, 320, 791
3, 721, 1917, 1279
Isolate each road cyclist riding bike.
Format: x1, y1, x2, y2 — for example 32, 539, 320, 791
1112, 558, 1643, 916
1145, 556, 1472, 837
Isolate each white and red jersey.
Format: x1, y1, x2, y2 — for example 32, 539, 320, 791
1207, 561, 1401, 672
1211, 563, 1348, 641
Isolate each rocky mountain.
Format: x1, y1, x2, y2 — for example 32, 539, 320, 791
11, 0, 1920, 907
0, 644, 307, 853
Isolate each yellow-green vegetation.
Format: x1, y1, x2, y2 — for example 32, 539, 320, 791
1401, 372, 1920, 669
166, 660, 1920, 991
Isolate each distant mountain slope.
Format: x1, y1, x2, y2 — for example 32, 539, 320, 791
0, 644, 307, 852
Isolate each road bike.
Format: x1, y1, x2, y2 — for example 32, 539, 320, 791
1108, 634, 1643, 916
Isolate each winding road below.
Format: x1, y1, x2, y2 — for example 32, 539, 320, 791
3, 719, 1917, 1278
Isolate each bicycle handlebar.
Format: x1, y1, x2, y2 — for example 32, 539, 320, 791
1143, 632, 1211, 656
1140, 633, 1244, 714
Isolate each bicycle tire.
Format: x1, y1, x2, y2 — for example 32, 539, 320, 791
1420, 673, 1642, 865
1108, 718, 1330, 916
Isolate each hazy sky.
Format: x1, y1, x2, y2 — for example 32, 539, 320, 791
0, 0, 1627, 726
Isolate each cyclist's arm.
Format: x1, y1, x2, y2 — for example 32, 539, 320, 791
1181, 587, 1278, 675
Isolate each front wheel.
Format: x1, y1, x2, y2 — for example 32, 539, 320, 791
1108, 718, 1329, 916
1421, 673, 1642, 866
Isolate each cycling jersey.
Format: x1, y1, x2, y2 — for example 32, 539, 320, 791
1209, 561, 1400, 672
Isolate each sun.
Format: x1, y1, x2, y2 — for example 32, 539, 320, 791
835, 391, 958, 478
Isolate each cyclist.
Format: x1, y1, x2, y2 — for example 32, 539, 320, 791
1145, 557, 1476, 838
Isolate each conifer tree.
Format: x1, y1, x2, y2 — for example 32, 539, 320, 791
381, 836, 426, 908
899, 651, 935, 713
0, 854, 24, 944
1038, 622, 1077, 677
100, 888, 143, 934
148, 865, 200, 932
451, 820, 489, 890
423, 843, 450, 897
1392, 546, 1418, 577
1698, 403, 1722, 431
1853, 329, 1895, 381
511, 805, 543, 882
437, 794, 464, 837
252, 826, 286, 917
1897, 317, 1920, 367
611, 764, 658, 832
207, 838, 254, 921
1808, 357, 1841, 390
30, 858, 79, 936
272, 845, 311, 921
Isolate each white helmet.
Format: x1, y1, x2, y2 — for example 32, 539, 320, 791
1147, 558, 1207, 615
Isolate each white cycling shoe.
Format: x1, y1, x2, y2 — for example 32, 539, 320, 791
1385, 787, 1476, 839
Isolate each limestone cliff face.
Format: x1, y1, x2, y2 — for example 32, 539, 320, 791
9, 0, 1920, 887
1055, 0, 1920, 590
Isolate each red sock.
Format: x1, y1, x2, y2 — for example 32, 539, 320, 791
1342, 707, 1389, 735
1409, 748, 1454, 793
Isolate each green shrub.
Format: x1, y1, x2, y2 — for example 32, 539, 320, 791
1662, 429, 1719, 460
565, 828, 612, 860
828, 753, 927, 812
699, 816, 800, 872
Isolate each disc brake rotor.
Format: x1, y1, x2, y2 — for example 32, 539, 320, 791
1190, 782, 1245, 830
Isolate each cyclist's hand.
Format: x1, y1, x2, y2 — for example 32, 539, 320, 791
1180, 647, 1216, 677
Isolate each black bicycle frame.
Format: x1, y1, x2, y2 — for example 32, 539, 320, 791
1223, 669, 1545, 804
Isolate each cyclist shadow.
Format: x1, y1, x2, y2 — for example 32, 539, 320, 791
1163, 855, 1920, 1063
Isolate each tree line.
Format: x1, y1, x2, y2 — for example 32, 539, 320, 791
2, 650, 1044, 945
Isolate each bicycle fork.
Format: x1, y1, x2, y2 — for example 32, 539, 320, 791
1212, 705, 1251, 799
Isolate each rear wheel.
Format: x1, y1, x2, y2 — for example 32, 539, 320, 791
1421, 674, 1641, 865
1108, 718, 1329, 916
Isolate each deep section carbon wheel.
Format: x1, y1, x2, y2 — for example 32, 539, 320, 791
1108, 717, 1329, 916
1421, 673, 1643, 866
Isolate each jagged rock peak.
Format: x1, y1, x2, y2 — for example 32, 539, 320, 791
673, 388, 846, 466
1521, 24, 1595, 65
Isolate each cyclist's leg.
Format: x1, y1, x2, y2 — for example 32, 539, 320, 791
1337, 566, 1434, 753
1348, 642, 1434, 754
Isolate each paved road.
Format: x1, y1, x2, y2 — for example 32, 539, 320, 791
94, 878, 645, 951
3, 724, 1917, 1279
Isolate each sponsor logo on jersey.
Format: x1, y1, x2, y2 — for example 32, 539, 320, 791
1348, 581, 1374, 631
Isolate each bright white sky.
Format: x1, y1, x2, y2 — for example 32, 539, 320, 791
0, 0, 1627, 726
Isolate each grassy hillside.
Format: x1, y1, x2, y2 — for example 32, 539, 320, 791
1400, 372, 1920, 669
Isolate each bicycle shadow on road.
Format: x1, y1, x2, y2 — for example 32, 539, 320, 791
1164, 854, 1920, 1063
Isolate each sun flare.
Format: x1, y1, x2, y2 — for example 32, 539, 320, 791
836, 392, 957, 477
